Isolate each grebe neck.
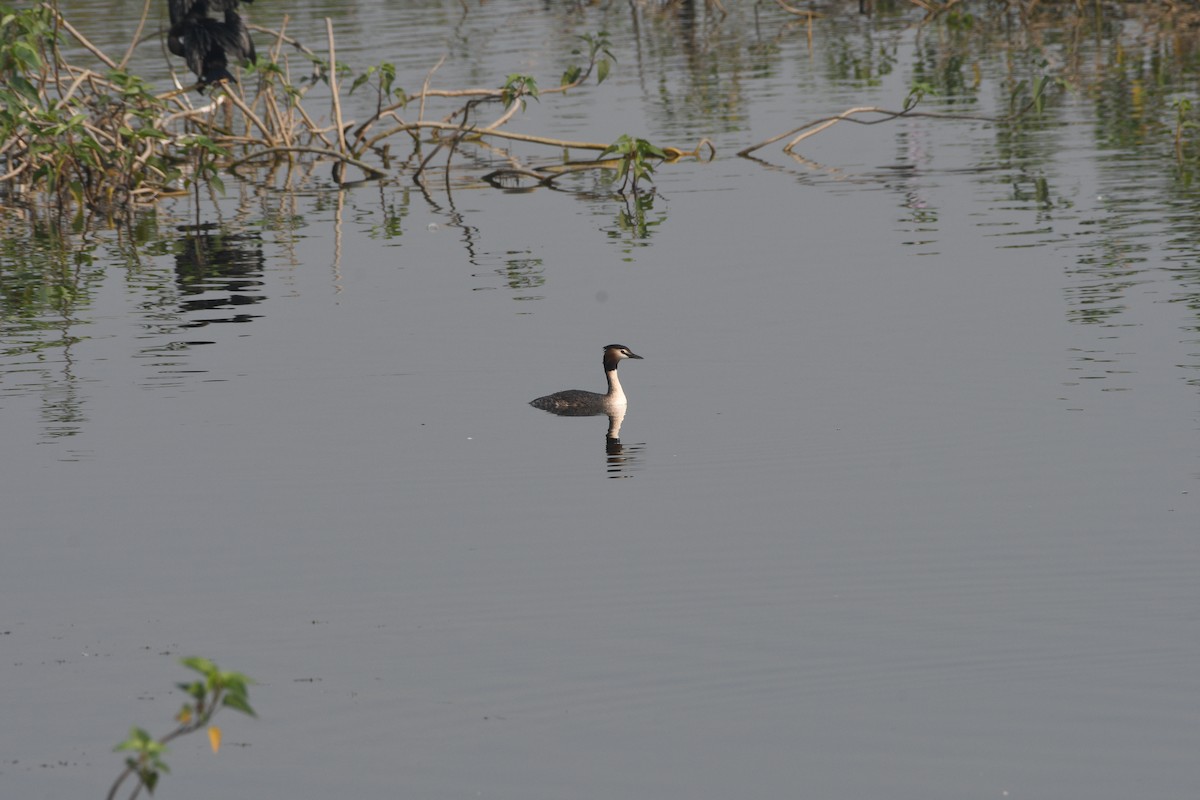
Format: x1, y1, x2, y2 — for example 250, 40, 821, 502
605, 367, 626, 405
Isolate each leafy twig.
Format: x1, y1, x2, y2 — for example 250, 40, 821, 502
105, 657, 256, 800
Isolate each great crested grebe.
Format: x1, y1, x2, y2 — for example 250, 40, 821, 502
530, 344, 644, 415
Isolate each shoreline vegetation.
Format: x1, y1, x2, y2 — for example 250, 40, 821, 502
1, 1, 682, 222
2, 0, 1198, 227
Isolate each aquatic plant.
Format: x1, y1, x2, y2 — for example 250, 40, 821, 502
0, 5, 180, 218
1173, 97, 1196, 164
561, 31, 616, 89
106, 657, 255, 800
602, 134, 668, 196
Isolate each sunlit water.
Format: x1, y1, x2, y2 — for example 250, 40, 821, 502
3, 2, 1199, 799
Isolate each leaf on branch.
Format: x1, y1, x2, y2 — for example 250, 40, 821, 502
114, 727, 154, 753
221, 691, 257, 718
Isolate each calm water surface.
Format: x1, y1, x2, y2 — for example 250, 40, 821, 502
2, 2, 1199, 799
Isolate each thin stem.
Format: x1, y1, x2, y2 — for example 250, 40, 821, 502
326, 18, 348, 160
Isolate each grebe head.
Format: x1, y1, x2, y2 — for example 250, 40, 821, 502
603, 344, 643, 369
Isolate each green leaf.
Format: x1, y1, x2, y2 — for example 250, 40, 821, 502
9, 74, 40, 102
114, 726, 155, 752
142, 769, 159, 795
597, 59, 610, 85
222, 693, 257, 718
177, 679, 206, 701
640, 141, 667, 159
378, 63, 396, 95
601, 134, 633, 159
217, 671, 254, 693
12, 40, 42, 70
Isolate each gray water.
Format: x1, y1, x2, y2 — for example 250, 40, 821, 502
3, 2, 1199, 799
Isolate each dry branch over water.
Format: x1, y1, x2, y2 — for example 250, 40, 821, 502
738, 103, 1018, 158
0, 3, 691, 219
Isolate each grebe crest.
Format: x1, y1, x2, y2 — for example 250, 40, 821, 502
530, 344, 644, 416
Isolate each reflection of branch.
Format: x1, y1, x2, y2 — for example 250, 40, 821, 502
372, 121, 614, 152
774, 0, 820, 19
774, 0, 820, 45
737, 105, 1002, 157
784, 151, 852, 182
480, 137, 715, 189
227, 145, 388, 179
481, 167, 562, 190
907, 0, 963, 18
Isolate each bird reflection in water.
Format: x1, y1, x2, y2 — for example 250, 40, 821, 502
531, 399, 646, 479
137, 225, 265, 389
603, 407, 645, 479
173, 224, 266, 327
